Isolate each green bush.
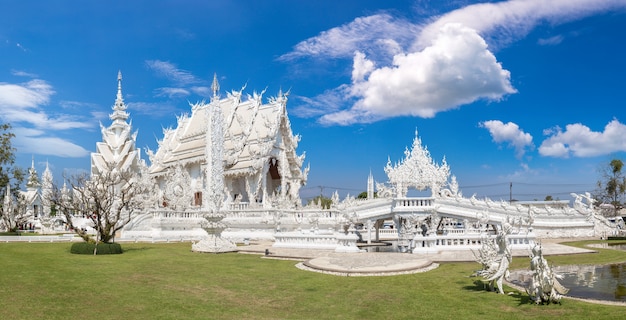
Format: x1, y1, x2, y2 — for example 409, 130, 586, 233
70, 242, 123, 255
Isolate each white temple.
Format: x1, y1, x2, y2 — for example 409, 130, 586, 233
145, 74, 308, 211
119, 73, 309, 239
6, 72, 623, 252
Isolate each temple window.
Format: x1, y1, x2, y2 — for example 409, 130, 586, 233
194, 192, 202, 206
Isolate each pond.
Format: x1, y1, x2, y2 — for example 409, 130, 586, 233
509, 243, 626, 302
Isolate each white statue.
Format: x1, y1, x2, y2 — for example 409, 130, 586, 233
473, 223, 512, 294
526, 244, 569, 304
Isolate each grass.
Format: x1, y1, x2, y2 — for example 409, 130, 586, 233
0, 240, 625, 319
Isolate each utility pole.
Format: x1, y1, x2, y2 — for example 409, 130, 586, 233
509, 182, 512, 203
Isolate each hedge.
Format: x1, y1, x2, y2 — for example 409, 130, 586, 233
70, 242, 123, 255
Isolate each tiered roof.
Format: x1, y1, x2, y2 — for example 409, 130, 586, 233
148, 84, 306, 184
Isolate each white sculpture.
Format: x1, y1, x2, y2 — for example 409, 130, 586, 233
526, 244, 569, 304
473, 223, 512, 294
192, 212, 237, 253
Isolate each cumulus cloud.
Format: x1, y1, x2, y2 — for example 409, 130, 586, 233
318, 23, 516, 125
282, 0, 626, 126
480, 120, 534, 158
539, 119, 626, 158
145, 60, 199, 85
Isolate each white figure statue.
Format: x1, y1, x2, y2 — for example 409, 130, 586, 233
526, 244, 569, 304
473, 223, 512, 294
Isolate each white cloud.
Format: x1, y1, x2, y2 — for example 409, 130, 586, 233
539, 119, 626, 158
351, 51, 375, 82
126, 101, 182, 118
537, 35, 564, 46
145, 60, 198, 85
291, 86, 351, 119
282, 0, 626, 126
278, 13, 420, 62
0, 79, 54, 108
190, 86, 212, 98
415, 0, 626, 51
0, 79, 98, 158
319, 23, 516, 125
480, 120, 534, 158
0, 80, 91, 130
11, 69, 38, 78
12, 127, 90, 158
155, 87, 190, 98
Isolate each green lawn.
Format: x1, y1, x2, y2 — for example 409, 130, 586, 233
0, 241, 625, 319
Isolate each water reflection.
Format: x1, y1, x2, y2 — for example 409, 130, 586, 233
510, 242, 626, 302
359, 241, 397, 252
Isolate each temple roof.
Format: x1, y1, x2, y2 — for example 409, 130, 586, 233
148, 87, 305, 180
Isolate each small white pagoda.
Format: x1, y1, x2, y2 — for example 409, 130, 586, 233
90, 71, 143, 176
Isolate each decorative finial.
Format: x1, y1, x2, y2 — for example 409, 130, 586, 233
110, 70, 129, 124
117, 70, 123, 102
211, 73, 220, 100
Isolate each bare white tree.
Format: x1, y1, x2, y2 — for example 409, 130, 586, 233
47, 165, 149, 243
1, 186, 32, 233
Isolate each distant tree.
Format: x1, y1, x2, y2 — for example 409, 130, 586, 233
1, 192, 31, 233
0, 123, 25, 193
357, 191, 378, 199
596, 159, 626, 216
46, 165, 149, 244
544, 195, 554, 201
307, 195, 332, 209
0, 123, 26, 232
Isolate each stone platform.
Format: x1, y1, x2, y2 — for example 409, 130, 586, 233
237, 239, 596, 276
300, 253, 437, 276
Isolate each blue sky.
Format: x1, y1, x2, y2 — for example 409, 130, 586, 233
1, 0, 625, 202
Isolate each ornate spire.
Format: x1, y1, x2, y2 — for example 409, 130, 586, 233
211, 73, 220, 101
26, 155, 40, 190
110, 70, 129, 125
116, 70, 123, 101
367, 169, 374, 199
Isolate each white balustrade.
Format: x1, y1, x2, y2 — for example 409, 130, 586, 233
229, 202, 249, 211
392, 197, 435, 212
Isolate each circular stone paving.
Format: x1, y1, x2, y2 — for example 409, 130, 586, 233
298, 252, 438, 276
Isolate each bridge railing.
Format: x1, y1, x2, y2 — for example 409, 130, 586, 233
151, 211, 203, 219
413, 232, 535, 251
392, 197, 435, 212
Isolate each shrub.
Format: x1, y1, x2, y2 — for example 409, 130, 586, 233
70, 242, 123, 255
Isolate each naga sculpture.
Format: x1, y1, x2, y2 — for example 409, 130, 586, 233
473, 223, 512, 294
526, 244, 569, 304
